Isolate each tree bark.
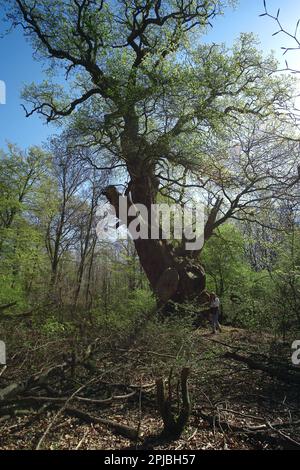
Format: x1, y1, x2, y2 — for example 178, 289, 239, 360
103, 176, 208, 308
156, 367, 191, 438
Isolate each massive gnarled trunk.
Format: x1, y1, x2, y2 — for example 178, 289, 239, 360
103, 173, 208, 307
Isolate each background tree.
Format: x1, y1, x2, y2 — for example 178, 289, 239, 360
0, 145, 50, 307
43, 137, 89, 291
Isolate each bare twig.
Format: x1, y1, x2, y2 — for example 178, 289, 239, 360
75, 428, 90, 450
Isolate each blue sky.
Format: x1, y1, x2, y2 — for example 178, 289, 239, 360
0, 0, 299, 151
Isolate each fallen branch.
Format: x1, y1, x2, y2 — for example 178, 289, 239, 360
2, 390, 137, 407
266, 421, 300, 448
224, 352, 300, 385
63, 407, 139, 441
0, 360, 71, 401
203, 336, 300, 373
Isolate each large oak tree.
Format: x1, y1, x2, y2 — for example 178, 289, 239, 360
3, 0, 299, 306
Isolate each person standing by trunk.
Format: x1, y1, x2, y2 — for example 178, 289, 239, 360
210, 292, 221, 334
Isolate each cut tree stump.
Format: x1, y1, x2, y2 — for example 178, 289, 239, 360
156, 367, 191, 439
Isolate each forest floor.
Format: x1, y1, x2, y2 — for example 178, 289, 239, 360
0, 318, 300, 450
